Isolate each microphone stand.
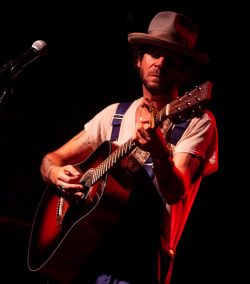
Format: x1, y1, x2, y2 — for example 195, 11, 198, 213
0, 82, 14, 111
0, 63, 19, 111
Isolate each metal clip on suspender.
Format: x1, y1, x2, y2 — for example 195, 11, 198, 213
169, 119, 190, 145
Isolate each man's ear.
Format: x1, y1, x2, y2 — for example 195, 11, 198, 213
137, 58, 141, 68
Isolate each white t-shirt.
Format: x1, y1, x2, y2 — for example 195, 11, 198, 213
84, 97, 218, 253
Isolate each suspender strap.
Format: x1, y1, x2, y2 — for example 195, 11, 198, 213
111, 102, 190, 145
168, 119, 191, 145
144, 119, 190, 180
110, 102, 132, 141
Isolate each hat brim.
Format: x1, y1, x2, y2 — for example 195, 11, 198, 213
128, 33, 209, 64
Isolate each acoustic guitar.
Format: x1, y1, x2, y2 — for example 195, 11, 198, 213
27, 81, 212, 284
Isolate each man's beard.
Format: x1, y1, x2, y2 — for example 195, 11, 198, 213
140, 71, 175, 95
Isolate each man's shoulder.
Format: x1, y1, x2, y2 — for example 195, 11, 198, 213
203, 109, 217, 123
189, 109, 217, 125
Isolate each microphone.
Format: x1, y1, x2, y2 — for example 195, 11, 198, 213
0, 40, 48, 84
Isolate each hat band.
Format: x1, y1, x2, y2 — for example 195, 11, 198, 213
148, 31, 195, 49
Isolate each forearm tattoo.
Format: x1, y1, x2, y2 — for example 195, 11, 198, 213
74, 130, 92, 148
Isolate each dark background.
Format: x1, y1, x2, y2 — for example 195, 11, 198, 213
0, 1, 243, 283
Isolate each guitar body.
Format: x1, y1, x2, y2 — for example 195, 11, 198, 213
28, 141, 131, 284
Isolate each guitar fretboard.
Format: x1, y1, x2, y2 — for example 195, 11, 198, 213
92, 139, 136, 185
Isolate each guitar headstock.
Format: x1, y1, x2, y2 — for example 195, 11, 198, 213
166, 81, 212, 119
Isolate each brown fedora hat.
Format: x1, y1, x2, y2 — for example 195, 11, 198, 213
128, 11, 209, 64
